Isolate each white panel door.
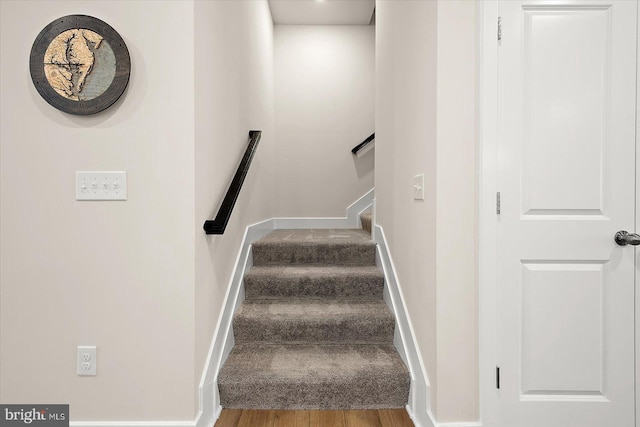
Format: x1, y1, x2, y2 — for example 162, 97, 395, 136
497, 1, 637, 426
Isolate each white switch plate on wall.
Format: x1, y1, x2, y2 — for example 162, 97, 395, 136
414, 174, 425, 200
76, 171, 127, 201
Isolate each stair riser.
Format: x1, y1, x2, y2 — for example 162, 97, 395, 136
244, 276, 384, 300
361, 214, 372, 234
252, 244, 376, 266
219, 376, 410, 410
219, 229, 409, 410
233, 318, 394, 344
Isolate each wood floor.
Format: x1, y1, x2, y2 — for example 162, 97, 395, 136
214, 409, 414, 427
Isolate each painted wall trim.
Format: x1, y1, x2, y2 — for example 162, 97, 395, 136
68, 414, 483, 427
200, 218, 276, 425
437, 423, 483, 427
70, 423, 196, 427
70, 189, 377, 427
375, 225, 436, 427
205, 189, 375, 422
478, 1, 499, 427
70, 219, 275, 427
346, 188, 375, 227
272, 188, 374, 230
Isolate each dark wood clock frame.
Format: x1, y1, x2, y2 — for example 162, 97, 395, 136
29, 15, 131, 115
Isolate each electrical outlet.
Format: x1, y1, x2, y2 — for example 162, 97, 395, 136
77, 346, 97, 376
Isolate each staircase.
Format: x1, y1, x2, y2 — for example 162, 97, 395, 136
217, 224, 410, 410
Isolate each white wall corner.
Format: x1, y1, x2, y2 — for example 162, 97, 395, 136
478, 1, 498, 427
272, 188, 374, 230
377, 224, 481, 427
374, 225, 435, 427
67, 231, 278, 427
68, 192, 437, 427
346, 188, 375, 228
195, 189, 374, 425
194, 377, 215, 427
197, 218, 276, 425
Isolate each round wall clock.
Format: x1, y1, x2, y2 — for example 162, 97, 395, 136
29, 15, 131, 115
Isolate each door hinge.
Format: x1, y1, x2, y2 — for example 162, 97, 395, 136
496, 192, 501, 214
496, 366, 501, 389
498, 16, 502, 42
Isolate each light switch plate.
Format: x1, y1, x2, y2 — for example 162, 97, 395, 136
76, 171, 127, 201
414, 174, 425, 200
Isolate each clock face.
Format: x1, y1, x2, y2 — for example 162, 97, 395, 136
30, 15, 130, 115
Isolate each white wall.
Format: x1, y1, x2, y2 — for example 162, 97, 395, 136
1, 0, 275, 422
194, 0, 274, 396
375, 0, 478, 422
435, 1, 478, 421
0, 0, 196, 420
375, 0, 439, 417
274, 25, 375, 217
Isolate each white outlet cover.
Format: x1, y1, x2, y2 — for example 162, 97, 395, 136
77, 346, 97, 376
76, 171, 127, 201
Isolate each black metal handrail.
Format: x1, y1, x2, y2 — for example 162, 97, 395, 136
351, 132, 375, 154
203, 130, 262, 235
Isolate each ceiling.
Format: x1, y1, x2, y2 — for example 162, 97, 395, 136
268, 0, 375, 25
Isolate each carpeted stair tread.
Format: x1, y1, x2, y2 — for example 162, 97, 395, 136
218, 227, 410, 410
244, 265, 384, 300
233, 300, 395, 344
218, 343, 410, 409
361, 212, 373, 234
252, 229, 376, 266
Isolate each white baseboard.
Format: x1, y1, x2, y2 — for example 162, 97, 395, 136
203, 218, 275, 423
199, 190, 376, 424
272, 188, 375, 230
70, 422, 195, 427
70, 189, 381, 427
346, 188, 374, 228
69, 414, 481, 427
405, 405, 437, 427
437, 423, 482, 427
375, 225, 435, 427
377, 225, 481, 427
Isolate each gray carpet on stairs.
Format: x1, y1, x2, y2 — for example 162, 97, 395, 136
218, 228, 410, 410
252, 229, 376, 266
244, 265, 384, 300
233, 300, 395, 344
218, 343, 409, 410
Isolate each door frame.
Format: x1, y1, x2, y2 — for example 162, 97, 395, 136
478, 0, 499, 426
478, 2, 640, 427
635, 5, 640, 427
